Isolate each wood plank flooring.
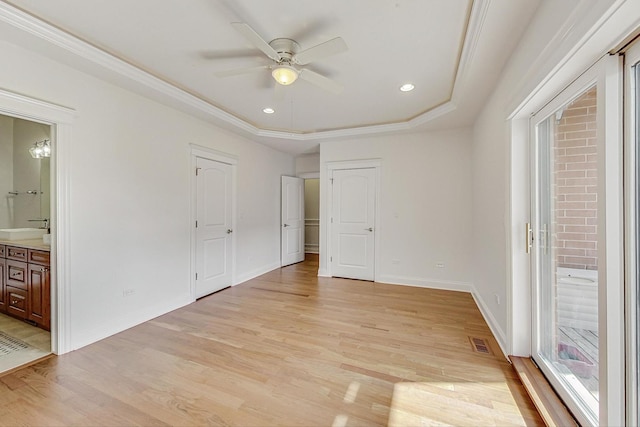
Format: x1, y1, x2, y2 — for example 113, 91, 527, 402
0, 255, 543, 426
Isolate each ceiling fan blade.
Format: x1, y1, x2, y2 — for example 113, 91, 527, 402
231, 22, 282, 62
298, 69, 343, 94
199, 49, 264, 60
214, 65, 270, 78
293, 37, 347, 65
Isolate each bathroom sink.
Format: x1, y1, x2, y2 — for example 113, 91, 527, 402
0, 228, 47, 240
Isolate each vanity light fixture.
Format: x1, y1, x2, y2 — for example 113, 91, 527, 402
272, 65, 299, 86
29, 139, 51, 158
263, 107, 275, 114
400, 83, 415, 92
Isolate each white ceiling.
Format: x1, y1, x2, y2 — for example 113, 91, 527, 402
0, 0, 540, 154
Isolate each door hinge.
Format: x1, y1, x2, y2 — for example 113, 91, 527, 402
196, 167, 201, 176
195, 272, 198, 280
330, 178, 334, 184
330, 256, 332, 262
331, 217, 333, 223
195, 220, 198, 228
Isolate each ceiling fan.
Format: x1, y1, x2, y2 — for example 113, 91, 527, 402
214, 22, 348, 94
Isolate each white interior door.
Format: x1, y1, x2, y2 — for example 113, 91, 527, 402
331, 168, 375, 281
281, 176, 304, 266
195, 157, 232, 298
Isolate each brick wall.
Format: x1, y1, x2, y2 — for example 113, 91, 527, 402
553, 87, 598, 270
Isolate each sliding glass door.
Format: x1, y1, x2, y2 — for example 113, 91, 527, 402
531, 55, 625, 426
532, 82, 600, 425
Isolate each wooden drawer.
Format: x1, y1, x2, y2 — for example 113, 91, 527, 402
0, 244, 5, 258
6, 260, 27, 290
6, 246, 27, 262
28, 249, 50, 266
0, 258, 6, 313
6, 286, 27, 319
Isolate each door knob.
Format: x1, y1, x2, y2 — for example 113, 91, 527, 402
365, 227, 373, 232
283, 224, 290, 227
227, 229, 233, 234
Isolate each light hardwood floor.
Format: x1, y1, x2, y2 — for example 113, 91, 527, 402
0, 255, 542, 426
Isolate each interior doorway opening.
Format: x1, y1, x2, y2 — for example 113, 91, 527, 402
0, 113, 53, 374
304, 178, 320, 255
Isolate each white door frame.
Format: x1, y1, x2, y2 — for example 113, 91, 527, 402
189, 144, 237, 299
623, 40, 640, 426
0, 88, 75, 355
325, 159, 381, 281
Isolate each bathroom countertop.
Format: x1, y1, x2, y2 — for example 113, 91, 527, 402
0, 238, 51, 251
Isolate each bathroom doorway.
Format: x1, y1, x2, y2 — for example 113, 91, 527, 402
0, 113, 53, 374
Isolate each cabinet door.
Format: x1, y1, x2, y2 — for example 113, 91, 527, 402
28, 263, 50, 330
0, 258, 5, 313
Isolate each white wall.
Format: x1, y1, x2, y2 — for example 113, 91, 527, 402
319, 129, 473, 290
0, 40, 294, 350
0, 115, 13, 229
295, 153, 320, 175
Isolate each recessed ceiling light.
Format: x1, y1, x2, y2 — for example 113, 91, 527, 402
400, 83, 415, 92
263, 107, 275, 114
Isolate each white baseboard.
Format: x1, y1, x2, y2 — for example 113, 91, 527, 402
304, 244, 319, 253
234, 261, 281, 285
377, 274, 474, 293
70, 296, 193, 351
470, 288, 508, 359
317, 268, 330, 277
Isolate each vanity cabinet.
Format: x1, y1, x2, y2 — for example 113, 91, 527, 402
0, 243, 50, 331
0, 248, 5, 312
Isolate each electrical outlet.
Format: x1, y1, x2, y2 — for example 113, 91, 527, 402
435, 262, 445, 268
123, 289, 135, 297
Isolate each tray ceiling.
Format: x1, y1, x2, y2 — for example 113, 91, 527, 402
0, 0, 540, 153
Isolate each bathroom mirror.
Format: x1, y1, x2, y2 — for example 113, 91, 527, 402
0, 114, 51, 230
40, 157, 50, 227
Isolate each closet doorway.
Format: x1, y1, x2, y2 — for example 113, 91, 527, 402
303, 178, 320, 255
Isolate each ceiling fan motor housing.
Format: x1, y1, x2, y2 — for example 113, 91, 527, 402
269, 38, 300, 64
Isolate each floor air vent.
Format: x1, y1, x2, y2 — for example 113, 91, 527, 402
469, 336, 493, 355
0, 331, 30, 356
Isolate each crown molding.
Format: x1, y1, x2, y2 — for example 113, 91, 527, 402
0, 1, 481, 142
452, 0, 490, 102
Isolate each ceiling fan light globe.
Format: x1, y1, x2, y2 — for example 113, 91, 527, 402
272, 66, 298, 85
